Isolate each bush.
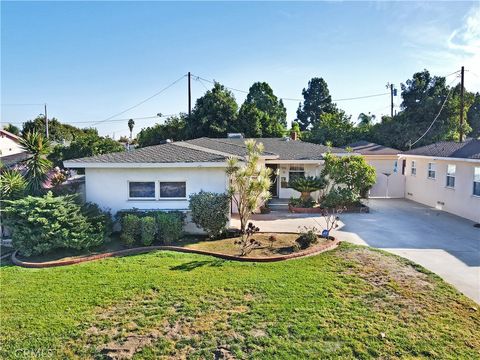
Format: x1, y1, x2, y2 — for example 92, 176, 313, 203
289, 196, 316, 208
321, 188, 359, 208
189, 191, 230, 238
156, 211, 183, 244
140, 216, 156, 246
120, 214, 141, 246
295, 226, 319, 251
2, 192, 107, 257
81, 202, 113, 242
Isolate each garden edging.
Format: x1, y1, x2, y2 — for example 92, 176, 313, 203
11, 238, 340, 268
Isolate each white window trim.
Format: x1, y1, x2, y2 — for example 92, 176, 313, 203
127, 180, 157, 201
411, 160, 416, 176
159, 180, 187, 200
473, 167, 480, 197
427, 162, 436, 180
445, 164, 456, 189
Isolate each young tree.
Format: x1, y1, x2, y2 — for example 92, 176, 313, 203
296, 77, 337, 130
128, 119, 135, 141
237, 82, 287, 137
186, 82, 238, 138
305, 111, 356, 147
226, 140, 271, 233
19, 131, 52, 195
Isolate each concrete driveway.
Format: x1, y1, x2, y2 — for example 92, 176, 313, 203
231, 199, 480, 303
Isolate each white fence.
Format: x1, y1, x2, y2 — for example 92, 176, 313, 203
369, 173, 405, 198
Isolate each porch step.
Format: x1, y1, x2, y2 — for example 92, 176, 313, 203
268, 198, 289, 211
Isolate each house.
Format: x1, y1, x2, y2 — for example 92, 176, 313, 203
63, 135, 349, 219
0, 129, 28, 167
399, 138, 480, 223
346, 140, 404, 198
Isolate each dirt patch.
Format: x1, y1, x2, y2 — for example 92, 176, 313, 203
339, 247, 434, 311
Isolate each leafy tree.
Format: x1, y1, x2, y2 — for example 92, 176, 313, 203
186, 82, 238, 138
22, 116, 87, 142
2, 123, 20, 136
357, 112, 376, 128
305, 110, 357, 147
19, 131, 52, 195
137, 114, 187, 147
227, 140, 271, 233
49, 133, 124, 167
467, 92, 480, 139
296, 77, 337, 130
290, 121, 302, 139
237, 82, 287, 137
128, 119, 135, 141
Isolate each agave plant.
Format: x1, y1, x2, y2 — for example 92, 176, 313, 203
0, 170, 26, 200
19, 131, 52, 195
289, 176, 327, 201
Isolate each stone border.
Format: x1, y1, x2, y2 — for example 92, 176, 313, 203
11, 238, 340, 268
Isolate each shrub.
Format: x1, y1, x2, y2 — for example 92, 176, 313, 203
321, 188, 359, 208
295, 226, 319, 250
81, 202, 113, 242
140, 216, 156, 246
0, 170, 26, 200
289, 196, 316, 208
2, 192, 106, 256
156, 211, 183, 244
120, 214, 141, 246
189, 191, 230, 238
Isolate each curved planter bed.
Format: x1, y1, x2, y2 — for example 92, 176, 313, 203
289, 204, 370, 214
11, 238, 340, 268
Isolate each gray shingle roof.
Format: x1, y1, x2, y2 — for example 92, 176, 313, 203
188, 137, 345, 161
346, 140, 400, 156
64, 142, 228, 164
404, 138, 480, 160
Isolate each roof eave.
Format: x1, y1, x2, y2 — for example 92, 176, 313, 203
63, 161, 229, 169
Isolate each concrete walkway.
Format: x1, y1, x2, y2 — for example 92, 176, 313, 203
231, 199, 480, 303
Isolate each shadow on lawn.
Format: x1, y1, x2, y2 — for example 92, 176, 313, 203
170, 259, 225, 272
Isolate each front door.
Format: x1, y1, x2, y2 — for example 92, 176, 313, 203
265, 164, 278, 198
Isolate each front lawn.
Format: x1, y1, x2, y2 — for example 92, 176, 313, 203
1, 243, 479, 359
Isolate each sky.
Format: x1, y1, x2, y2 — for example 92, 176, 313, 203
2, 1, 480, 138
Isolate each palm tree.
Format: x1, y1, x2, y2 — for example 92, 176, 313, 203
289, 176, 327, 201
128, 119, 135, 142
19, 131, 52, 195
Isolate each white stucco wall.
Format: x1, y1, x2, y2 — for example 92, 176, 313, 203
403, 156, 480, 222
365, 155, 405, 198
0, 135, 23, 157
84, 167, 229, 215
275, 163, 323, 199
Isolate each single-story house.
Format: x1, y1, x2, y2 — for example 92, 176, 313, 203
399, 138, 480, 223
0, 129, 29, 167
63, 135, 350, 219
346, 141, 404, 198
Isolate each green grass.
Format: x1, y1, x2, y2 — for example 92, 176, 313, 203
1, 243, 479, 359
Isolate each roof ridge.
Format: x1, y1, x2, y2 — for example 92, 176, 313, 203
173, 140, 240, 159
208, 137, 278, 156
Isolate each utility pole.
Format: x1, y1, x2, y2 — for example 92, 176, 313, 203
44, 103, 49, 139
188, 71, 192, 117
459, 66, 465, 142
386, 83, 396, 118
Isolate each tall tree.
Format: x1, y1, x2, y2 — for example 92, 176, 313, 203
467, 92, 480, 139
305, 110, 356, 147
296, 77, 337, 130
128, 119, 135, 141
186, 82, 238, 138
237, 82, 287, 137
22, 116, 89, 142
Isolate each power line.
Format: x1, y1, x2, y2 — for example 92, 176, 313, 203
409, 76, 459, 148
1, 103, 45, 106
90, 74, 186, 126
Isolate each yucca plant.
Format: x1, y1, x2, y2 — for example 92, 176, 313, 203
289, 176, 327, 201
19, 131, 52, 195
0, 170, 26, 200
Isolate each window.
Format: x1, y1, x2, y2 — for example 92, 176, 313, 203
129, 181, 155, 199
411, 160, 416, 176
474, 167, 480, 197
159, 181, 186, 198
446, 164, 456, 188
288, 165, 305, 186
427, 162, 436, 179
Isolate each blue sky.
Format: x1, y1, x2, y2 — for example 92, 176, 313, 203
2, 1, 479, 138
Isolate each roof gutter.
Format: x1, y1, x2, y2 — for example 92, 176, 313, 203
398, 154, 480, 163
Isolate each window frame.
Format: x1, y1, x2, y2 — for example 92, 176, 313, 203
159, 181, 187, 200
445, 164, 456, 188
474, 167, 480, 197
427, 162, 436, 179
411, 160, 417, 176
127, 181, 156, 200
288, 165, 305, 188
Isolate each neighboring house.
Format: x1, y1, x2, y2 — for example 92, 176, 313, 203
0, 129, 28, 167
400, 138, 480, 223
63, 135, 349, 219
346, 140, 404, 198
